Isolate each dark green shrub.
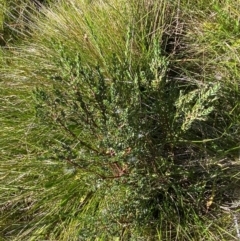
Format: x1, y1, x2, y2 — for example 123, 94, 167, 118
29, 1, 222, 239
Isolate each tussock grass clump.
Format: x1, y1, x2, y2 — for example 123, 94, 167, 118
1, 0, 240, 240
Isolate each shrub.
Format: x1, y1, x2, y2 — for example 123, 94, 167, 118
1, 0, 240, 240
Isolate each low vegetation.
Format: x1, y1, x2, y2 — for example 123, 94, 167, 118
0, 0, 240, 240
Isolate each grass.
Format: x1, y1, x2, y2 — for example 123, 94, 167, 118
0, 0, 240, 240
